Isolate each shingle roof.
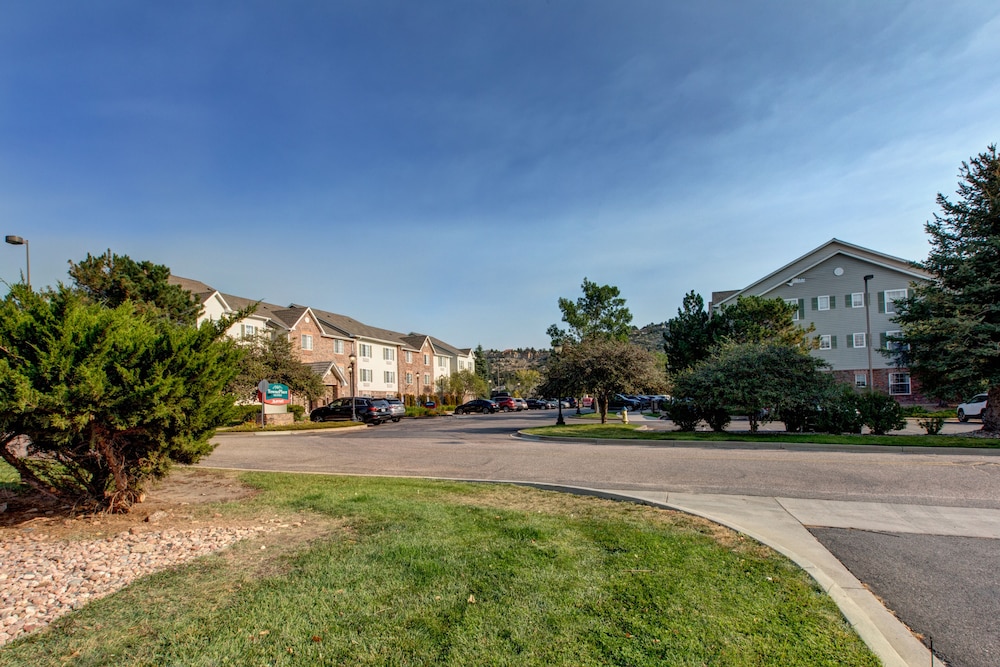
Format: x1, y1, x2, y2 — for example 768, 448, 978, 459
168, 276, 217, 301
301, 305, 410, 346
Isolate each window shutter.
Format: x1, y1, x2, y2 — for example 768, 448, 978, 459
845, 294, 852, 307
847, 335, 854, 349
798, 299, 805, 320
880, 333, 887, 349
811, 297, 818, 311
829, 295, 836, 309
907, 288, 914, 298
831, 335, 837, 349
877, 291, 885, 313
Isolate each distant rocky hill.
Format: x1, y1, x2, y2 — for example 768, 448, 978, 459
486, 323, 667, 372
629, 322, 668, 353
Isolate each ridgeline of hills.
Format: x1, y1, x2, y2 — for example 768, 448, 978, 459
486, 322, 667, 371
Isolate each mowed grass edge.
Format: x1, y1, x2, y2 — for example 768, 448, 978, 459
523, 422, 1000, 447
0, 472, 880, 666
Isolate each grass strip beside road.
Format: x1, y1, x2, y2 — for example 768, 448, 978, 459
1, 473, 879, 667
522, 423, 1000, 447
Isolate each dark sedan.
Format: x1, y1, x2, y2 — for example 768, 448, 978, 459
310, 397, 390, 424
454, 399, 498, 415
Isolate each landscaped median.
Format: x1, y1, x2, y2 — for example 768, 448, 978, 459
0, 471, 880, 666
521, 422, 1000, 448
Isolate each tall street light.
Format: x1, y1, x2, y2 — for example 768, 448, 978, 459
349, 353, 357, 421
863, 274, 875, 392
553, 344, 565, 426
5, 235, 29, 288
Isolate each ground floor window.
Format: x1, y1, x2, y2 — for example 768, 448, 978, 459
855, 373, 867, 388
889, 372, 911, 395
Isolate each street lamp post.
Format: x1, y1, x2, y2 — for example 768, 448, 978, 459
553, 344, 565, 426
863, 274, 874, 392
5, 235, 30, 288
349, 353, 357, 421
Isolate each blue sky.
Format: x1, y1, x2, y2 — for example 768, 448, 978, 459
2, 1, 998, 350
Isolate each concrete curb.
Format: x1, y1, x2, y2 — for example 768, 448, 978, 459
514, 430, 1000, 456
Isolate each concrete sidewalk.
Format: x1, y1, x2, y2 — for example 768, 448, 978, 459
588, 489, 989, 667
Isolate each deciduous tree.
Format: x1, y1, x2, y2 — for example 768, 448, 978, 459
542, 338, 665, 424
227, 333, 325, 403
547, 278, 633, 345
674, 342, 830, 433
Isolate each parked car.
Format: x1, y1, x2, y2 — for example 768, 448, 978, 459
454, 398, 497, 414
514, 398, 528, 411
384, 398, 406, 422
310, 397, 390, 425
493, 396, 518, 412
608, 394, 641, 411
525, 398, 550, 409
957, 393, 989, 422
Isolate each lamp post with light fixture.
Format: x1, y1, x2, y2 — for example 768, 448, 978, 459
553, 344, 565, 426
5, 235, 29, 288
863, 274, 874, 392
349, 353, 357, 421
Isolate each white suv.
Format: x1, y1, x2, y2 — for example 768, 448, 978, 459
957, 393, 989, 422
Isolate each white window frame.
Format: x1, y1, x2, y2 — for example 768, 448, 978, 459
423, 354, 429, 365
423, 373, 430, 386
889, 372, 911, 396
360, 368, 373, 383
384, 371, 396, 384
885, 330, 907, 352
405, 372, 413, 385
785, 298, 800, 321
437, 357, 447, 368
819, 334, 832, 350
855, 373, 867, 388
851, 292, 865, 308
884, 289, 908, 314
405, 351, 412, 363
359, 343, 373, 359
383, 348, 395, 361
817, 295, 830, 311
301, 334, 313, 351
852, 332, 866, 348
334, 339, 344, 354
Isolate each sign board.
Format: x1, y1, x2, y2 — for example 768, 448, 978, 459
257, 380, 290, 405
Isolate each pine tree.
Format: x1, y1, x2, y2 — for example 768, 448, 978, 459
891, 144, 1000, 431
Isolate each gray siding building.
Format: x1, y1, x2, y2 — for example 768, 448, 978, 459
711, 239, 933, 403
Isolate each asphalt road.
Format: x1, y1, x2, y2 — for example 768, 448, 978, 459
204, 410, 1000, 666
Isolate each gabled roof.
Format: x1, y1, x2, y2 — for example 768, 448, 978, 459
400, 334, 431, 353
305, 360, 348, 385
715, 238, 932, 309
301, 305, 408, 346
413, 333, 464, 358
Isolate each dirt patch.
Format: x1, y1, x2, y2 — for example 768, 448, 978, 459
0, 467, 260, 540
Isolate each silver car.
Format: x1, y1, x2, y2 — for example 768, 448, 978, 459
384, 398, 406, 422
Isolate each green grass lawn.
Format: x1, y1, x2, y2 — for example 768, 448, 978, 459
0, 472, 879, 666
524, 422, 999, 448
